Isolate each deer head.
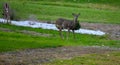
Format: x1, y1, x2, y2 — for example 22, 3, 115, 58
72, 13, 80, 23
4, 3, 9, 13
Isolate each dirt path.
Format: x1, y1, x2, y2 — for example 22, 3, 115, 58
0, 46, 120, 65
81, 22, 120, 40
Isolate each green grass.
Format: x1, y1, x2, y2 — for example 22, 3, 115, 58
0, 0, 120, 52
3, 0, 120, 6
44, 52, 120, 65
0, 31, 62, 52
0, 1, 120, 64
0, 0, 120, 24
0, 23, 120, 52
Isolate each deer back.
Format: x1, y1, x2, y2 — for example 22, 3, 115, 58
56, 18, 74, 29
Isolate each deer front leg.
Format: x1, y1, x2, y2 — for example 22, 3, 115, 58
72, 30, 75, 39
6, 12, 10, 24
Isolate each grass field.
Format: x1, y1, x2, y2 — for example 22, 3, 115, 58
0, 0, 120, 24
0, 23, 120, 52
0, 0, 120, 64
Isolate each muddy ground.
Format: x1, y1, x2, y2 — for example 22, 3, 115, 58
81, 22, 120, 40
0, 46, 120, 65
0, 22, 120, 65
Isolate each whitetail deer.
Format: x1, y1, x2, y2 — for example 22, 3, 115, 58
2, 3, 11, 24
56, 13, 81, 39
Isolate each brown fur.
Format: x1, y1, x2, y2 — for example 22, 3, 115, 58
2, 3, 11, 24
56, 13, 81, 39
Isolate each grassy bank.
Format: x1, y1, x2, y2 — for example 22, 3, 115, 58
0, 0, 120, 24
0, 23, 120, 52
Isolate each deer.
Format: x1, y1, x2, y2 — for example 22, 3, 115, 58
2, 3, 11, 24
55, 13, 81, 39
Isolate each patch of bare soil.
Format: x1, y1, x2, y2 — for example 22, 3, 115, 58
0, 28, 51, 37
0, 28, 13, 32
0, 46, 119, 65
81, 22, 120, 40
20, 30, 51, 37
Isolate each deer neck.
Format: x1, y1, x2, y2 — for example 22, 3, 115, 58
73, 17, 77, 24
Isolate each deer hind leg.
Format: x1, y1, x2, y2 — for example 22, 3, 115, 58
6, 15, 9, 23
59, 27, 64, 39
7, 16, 10, 24
8, 15, 11, 24
67, 28, 70, 40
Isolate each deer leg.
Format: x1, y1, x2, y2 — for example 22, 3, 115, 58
6, 16, 9, 24
59, 29, 62, 38
8, 15, 11, 24
59, 28, 63, 39
67, 29, 70, 39
72, 30, 75, 39
6, 9, 11, 24
6, 13, 9, 24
